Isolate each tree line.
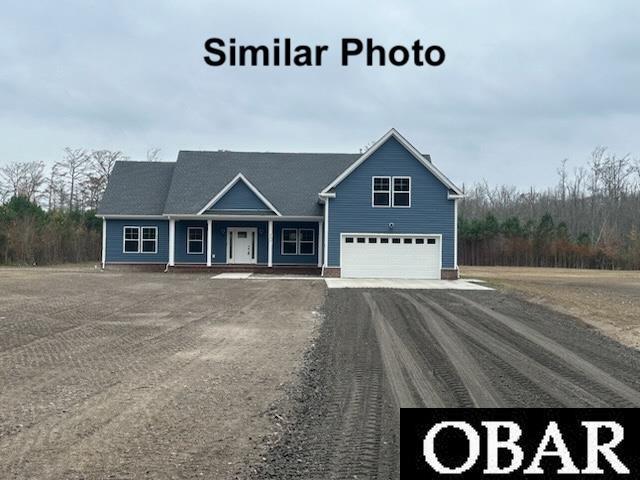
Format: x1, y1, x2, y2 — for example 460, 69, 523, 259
0, 148, 161, 265
1, 145, 638, 269
459, 147, 640, 269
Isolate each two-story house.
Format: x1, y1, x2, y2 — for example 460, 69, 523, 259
97, 129, 463, 279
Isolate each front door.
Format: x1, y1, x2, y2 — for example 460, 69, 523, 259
227, 228, 257, 264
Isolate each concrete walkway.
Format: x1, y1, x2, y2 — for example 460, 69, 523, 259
211, 273, 492, 290
324, 278, 493, 290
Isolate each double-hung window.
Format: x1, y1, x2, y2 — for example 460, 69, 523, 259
123, 227, 140, 253
281, 228, 315, 255
299, 229, 315, 255
372, 176, 411, 208
141, 227, 158, 253
123, 226, 157, 254
187, 227, 204, 254
393, 177, 411, 207
372, 176, 391, 207
282, 229, 298, 255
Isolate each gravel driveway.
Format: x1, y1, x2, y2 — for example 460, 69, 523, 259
256, 288, 640, 479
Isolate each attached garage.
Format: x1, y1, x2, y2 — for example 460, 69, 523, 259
340, 234, 441, 279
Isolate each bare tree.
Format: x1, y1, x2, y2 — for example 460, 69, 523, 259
0, 161, 46, 202
92, 149, 127, 180
56, 148, 90, 210
146, 147, 162, 162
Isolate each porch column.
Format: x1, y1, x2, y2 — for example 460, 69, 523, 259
168, 218, 175, 266
206, 219, 212, 267
101, 218, 106, 269
323, 199, 329, 268
317, 221, 323, 268
268, 220, 273, 267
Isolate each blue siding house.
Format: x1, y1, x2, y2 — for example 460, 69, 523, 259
97, 129, 463, 279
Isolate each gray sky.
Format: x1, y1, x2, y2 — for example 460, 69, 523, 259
1, 1, 639, 189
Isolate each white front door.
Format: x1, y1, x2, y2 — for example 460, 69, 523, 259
228, 228, 257, 264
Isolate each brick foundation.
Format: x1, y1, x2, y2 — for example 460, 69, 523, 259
322, 267, 342, 278
440, 268, 460, 280
105, 264, 321, 276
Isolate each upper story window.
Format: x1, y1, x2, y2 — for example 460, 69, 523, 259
372, 176, 391, 207
123, 226, 157, 254
187, 227, 204, 254
393, 177, 411, 207
372, 176, 411, 208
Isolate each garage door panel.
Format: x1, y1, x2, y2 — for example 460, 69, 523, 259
341, 234, 440, 279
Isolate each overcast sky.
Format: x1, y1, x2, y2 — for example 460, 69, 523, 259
1, 1, 639, 189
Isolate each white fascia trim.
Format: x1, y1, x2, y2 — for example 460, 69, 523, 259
197, 173, 282, 216
447, 193, 466, 200
166, 214, 322, 221
98, 214, 166, 219
320, 128, 463, 196
318, 192, 335, 204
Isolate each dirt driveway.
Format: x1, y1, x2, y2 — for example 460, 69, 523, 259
256, 288, 640, 479
0, 268, 324, 479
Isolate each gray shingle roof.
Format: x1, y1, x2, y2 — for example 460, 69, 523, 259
163, 151, 360, 216
97, 161, 175, 215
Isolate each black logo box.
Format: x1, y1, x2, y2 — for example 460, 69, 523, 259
401, 408, 639, 479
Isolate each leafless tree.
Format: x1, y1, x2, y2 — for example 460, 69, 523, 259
146, 147, 161, 162
0, 161, 46, 202
56, 148, 90, 210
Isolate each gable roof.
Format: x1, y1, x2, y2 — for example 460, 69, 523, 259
198, 173, 282, 215
97, 130, 461, 217
163, 151, 359, 216
321, 128, 463, 195
97, 161, 175, 216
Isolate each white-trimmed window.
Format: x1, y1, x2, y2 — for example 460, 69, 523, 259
281, 228, 298, 255
123, 226, 140, 253
393, 177, 411, 207
187, 227, 204, 254
372, 176, 391, 207
141, 227, 158, 253
299, 229, 315, 255
123, 226, 157, 253
281, 228, 315, 255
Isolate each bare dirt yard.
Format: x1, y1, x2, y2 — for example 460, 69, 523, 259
0, 267, 324, 479
3, 267, 640, 479
255, 288, 640, 479
462, 266, 640, 349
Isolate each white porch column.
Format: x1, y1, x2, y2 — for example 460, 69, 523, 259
317, 221, 323, 268
453, 199, 458, 270
323, 199, 329, 268
206, 219, 212, 267
101, 218, 106, 269
168, 218, 175, 266
268, 220, 273, 267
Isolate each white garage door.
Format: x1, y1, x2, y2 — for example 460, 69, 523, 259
341, 234, 441, 279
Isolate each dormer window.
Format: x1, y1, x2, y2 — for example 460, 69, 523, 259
372, 176, 391, 207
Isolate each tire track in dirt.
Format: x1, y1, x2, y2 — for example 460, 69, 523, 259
392, 291, 503, 407
414, 293, 613, 407
450, 293, 640, 406
255, 288, 640, 480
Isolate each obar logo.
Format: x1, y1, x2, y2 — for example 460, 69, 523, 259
401, 409, 639, 479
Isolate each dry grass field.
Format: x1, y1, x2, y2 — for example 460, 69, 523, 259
462, 266, 640, 349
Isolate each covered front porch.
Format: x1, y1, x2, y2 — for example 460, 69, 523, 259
167, 216, 324, 269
